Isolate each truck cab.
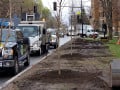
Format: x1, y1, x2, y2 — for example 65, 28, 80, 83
16, 21, 49, 55
0, 29, 30, 75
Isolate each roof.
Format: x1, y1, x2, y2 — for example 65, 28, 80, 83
0, 21, 14, 27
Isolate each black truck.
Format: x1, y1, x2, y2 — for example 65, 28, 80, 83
0, 29, 30, 75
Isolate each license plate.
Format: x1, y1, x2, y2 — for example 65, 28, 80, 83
0, 62, 2, 67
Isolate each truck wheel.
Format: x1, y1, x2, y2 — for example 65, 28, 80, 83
54, 45, 56, 49
54, 44, 58, 49
24, 52, 30, 66
12, 56, 19, 75
37, 48, 41, 56
45, 44, 49, 53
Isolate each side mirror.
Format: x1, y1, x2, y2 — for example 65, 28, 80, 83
23, 38, 30, 45
43, 28, 46, 35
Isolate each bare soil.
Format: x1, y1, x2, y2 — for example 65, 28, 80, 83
2, 38, 113, 90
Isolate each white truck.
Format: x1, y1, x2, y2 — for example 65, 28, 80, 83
78, 25, 99, 38
16, 21, 49, 55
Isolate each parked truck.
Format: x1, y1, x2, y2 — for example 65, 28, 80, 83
16, 20, 49, 55
77, 24, 99, 38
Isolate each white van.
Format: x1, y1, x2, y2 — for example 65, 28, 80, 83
79, 25, 99, 38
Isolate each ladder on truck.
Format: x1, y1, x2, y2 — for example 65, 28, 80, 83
26, 13, 35, 21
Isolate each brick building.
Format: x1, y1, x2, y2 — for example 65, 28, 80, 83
90, 0, 100, 30
0, 0, 34, 18
91, 0, 120, 35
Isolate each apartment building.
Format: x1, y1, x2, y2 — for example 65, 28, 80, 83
91, 0, 120, 35
90, 0, 100, 30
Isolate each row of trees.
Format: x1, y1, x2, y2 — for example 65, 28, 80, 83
100, 0, 113, 39
0, 0, 58, 28
0, 0, 49, 17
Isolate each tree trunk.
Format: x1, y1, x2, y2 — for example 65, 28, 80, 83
100, 0, 113, 39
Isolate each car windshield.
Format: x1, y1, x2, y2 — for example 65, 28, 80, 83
16, 26, 39, 37
51, 31, 56, 35
0, 30, 16, 42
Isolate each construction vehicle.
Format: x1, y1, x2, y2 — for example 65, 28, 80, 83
16, 13, 49, 55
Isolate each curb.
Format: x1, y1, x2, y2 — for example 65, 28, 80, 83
0, 38, 71, 90
0, 52, 52, 90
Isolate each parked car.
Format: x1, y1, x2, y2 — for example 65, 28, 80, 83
0, 29, 30, 75
59, 32, 64, 37
86, 30, 99, 38
79, 25, 99, 38
47, 28, 58, 49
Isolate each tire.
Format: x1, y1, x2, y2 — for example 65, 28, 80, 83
54, 44, 58, 49
41, 45, 47, 54
37, 48, 41, 56
12, 56, 19, 75
24, 52, 30, 66
45, 44, 49, 53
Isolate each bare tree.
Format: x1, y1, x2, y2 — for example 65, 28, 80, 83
100, 0, 113, 39
53, 0, 65, 75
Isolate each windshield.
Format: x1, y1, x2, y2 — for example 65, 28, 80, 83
0, 30, 16, 42
51, 31, 56, 35
16, 26, 39, 37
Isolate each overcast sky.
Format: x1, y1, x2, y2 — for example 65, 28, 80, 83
42, 0, 91, 8
41, 0, 91, 25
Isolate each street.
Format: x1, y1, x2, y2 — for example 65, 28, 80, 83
0, 35, 71, 87
0, 0, 119, 89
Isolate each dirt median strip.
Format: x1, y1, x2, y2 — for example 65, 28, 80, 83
0, 38, 71, 90
0, 52, 53, 90
0, 38, 112, 90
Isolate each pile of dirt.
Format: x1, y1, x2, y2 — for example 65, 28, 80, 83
2, 38, 113, 90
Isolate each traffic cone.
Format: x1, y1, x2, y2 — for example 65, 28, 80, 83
116, 38, 120, 45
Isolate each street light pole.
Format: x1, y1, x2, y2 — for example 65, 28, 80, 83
9, 0, 12, 28
81, 0, 84, 38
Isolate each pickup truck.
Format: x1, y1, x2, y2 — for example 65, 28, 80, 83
0, 29, 30, 75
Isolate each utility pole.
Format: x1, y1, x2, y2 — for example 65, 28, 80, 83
81, 0, 83, 37
70, 0, 74, 55
9, 0, 12, 28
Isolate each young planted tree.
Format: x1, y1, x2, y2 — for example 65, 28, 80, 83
53, 0, 65, 75
100, 0, 113, 39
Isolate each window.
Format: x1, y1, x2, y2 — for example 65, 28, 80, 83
1, 30, 16, 42
17, 26, 39, 37
16, 31, 23, 40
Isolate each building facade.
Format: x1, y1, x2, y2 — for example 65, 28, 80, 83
91, 0, 120, 35
90, 0, 100, 30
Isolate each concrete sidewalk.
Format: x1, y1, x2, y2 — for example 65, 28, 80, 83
111, 59, 120, 86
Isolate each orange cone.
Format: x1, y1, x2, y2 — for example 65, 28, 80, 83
117, 39, 120, 45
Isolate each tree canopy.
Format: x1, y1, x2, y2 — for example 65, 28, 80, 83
42, 7, 51, 19
0, 0, 59, 28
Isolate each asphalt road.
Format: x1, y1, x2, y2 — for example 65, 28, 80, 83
0, 35, 71, 87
